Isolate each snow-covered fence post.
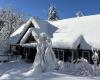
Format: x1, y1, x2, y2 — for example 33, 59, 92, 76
62, 49, 64, 62
71, 50, 74, 64
92, 48, 99, 74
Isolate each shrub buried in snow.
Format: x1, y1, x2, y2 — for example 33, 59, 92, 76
92, 48, 100, 75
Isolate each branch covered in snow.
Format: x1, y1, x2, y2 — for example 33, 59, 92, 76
0, 7, 29, 48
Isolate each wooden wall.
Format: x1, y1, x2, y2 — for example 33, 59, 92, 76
11, 45, 100, 64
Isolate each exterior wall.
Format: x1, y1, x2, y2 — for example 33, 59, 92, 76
21, 47, 36, 63
53, 49, 72, 62
53, 48, 97, 64
11, 45, 37, 63
10, 45, 100, 64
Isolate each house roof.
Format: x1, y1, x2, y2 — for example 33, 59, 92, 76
7, 14, 100, 50
49, 14, 100, 50
7, 17, 53, 44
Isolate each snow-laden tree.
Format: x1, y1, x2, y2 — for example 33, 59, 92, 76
0, 7, 27, 48
48, 5, 59, 21
23, 33, 57, 76
0, 7, 26, 39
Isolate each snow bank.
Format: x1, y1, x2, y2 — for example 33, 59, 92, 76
0, 60, 32, 79
1, 60, 100, 80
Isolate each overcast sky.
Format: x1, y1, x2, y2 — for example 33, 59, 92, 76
0, 0, 100, 20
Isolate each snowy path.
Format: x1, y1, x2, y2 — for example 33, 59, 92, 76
0, 61, 100, 80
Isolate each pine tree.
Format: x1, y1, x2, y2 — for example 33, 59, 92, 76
48, 6, 59, 21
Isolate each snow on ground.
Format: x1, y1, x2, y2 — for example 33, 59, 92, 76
0, 60, 100, 80
0, 60, 32, 79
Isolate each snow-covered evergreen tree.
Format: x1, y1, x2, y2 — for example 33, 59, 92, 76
75, 11, 84, 17
48, 5, 59, 21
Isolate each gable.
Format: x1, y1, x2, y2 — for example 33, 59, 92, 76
19, 22, 36, 44
7, 18, 35, 45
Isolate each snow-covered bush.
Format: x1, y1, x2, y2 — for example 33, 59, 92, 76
92, 48, 100, 75
57, 60, 66, 72
56, 58, 94, 76
75, 58, 93, 76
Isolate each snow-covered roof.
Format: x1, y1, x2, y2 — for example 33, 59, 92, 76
7, 18, 32, 44
7, 14, 100, 50
49, 14, 100, 50
7, 17, 58, 45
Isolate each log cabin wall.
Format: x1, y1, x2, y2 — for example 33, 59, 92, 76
10, 45, 37, 63
53, 48, 98, 64
10, 45, 100, 64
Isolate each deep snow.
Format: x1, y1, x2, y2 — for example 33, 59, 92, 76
0, 60, 100, 80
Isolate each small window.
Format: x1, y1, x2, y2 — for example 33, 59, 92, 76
0, 21, 5, 26
82, 50, 90, 62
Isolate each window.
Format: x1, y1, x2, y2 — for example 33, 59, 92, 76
0, 21, 5, 26
82, 50, 90, 62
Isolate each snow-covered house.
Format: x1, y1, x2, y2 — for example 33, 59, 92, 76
8, 14, 100, 61
7, 14, 100, 63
